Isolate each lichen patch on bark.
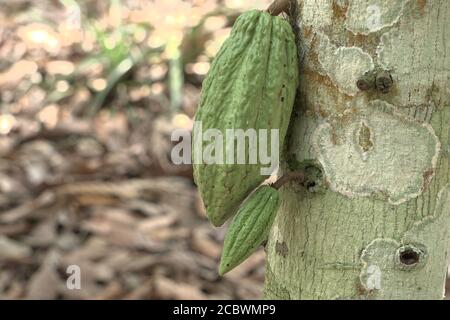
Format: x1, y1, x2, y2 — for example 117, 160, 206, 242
318, 45, 374, 96
359, 184, 450, 299
313, 100, 440, 204
376, 0, 450, 108
301, 0, 333, 28
345, 0, 410, 35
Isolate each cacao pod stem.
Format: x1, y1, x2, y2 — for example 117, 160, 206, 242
266, 0, 292, 16
272, 171, 305, 190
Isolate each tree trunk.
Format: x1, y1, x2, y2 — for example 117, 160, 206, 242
264, 0, 450, 299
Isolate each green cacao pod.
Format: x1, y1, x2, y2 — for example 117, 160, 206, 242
219, 185, 280, 275
193, 10, 298, 227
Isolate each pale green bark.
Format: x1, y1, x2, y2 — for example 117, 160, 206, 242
264, 0, 450, 299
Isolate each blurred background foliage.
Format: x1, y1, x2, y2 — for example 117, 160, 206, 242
0, 0, 277, 299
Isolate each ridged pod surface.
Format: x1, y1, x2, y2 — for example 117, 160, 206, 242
219, 185, 280, 275
193, 10, 298, 227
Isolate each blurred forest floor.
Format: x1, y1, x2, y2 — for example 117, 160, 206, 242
0, 0, 448, 300
0, 0, 273, 299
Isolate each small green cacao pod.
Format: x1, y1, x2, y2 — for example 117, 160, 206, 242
219, 185, 280, 275
193, 10, 298, 227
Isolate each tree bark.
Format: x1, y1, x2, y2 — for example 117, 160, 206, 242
264, 0, 450, 299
